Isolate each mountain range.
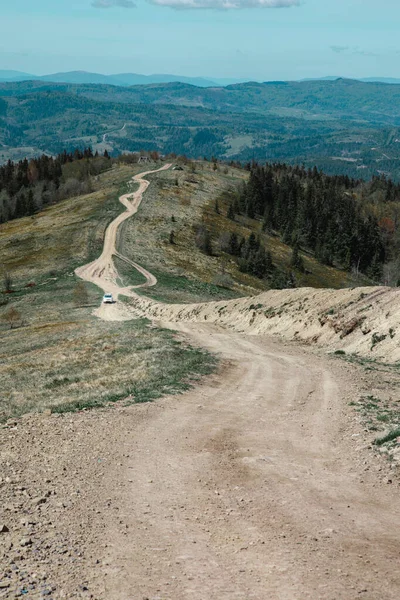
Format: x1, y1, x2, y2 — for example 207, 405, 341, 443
2, 77, 400, 179
0, 70, 249, 88
1, 70, 400, 88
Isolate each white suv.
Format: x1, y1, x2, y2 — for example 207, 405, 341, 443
103, 293, 114, 304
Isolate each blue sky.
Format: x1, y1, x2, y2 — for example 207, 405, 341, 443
0, 0, 399, 80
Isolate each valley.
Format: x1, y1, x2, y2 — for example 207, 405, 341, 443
3, 78, 400, 179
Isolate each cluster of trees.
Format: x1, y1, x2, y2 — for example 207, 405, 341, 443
231, 163, 389, 279
223, 232, 274, 279
0, 148, 111, 224
196, 222, 298, 289
221, 230, 296, 288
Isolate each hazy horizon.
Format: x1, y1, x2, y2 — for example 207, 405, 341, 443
1, 0, 399, 82
2, 69, 400, 85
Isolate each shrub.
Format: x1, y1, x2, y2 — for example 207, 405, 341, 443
2, 306, 22, 329
374, 428, 400, 446
73, 282, 89, 307
195, 225, 212, 256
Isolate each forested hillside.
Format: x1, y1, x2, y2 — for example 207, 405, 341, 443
0, 148, 112, 223
207, 163, 400, 286
2, 79, 400, 179
3, 148, 400, 288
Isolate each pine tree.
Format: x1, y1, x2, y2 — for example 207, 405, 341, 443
227, 203, 235, 220
286, 272, 296, 288
227, 232, 240, 256
195, 226, 212, 256
290, 242, 305, 272
26, 190, 35, 216
15, 193, 26, 218
253, 248, 268, 278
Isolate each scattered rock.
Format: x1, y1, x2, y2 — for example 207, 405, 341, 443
20, 537, 32, 547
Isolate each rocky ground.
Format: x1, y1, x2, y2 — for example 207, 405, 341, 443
1, 327, 399, 600
0, 401, 159, 599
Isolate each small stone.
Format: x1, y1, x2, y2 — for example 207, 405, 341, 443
20, 537, 32, 547
33, 497, 47, 506
0, 524, 9, 533
0, 582, 10, 589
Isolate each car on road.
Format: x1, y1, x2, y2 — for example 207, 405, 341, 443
103, 293, 114, 304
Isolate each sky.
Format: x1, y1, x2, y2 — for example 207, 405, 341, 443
0, 0, 399, 80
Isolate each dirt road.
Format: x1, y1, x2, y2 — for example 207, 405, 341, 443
99, 326, 400, 600
75, 164, 170, 318
76, 166, 400, 598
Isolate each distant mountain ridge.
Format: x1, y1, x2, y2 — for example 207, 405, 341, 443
1, 70, 400, 88
0, 70, 221, 88
301, 76, 400, 85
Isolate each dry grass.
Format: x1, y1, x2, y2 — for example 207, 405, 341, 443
0, 161, 216, 420
0, 317, 215, 420
117, 161, 366, 303
117, 162, 256, 302
0, 163, 145, 282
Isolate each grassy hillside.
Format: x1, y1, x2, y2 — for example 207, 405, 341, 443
115, 161, 368, 304
0, 162, 215, 421
2, 79, 400, 179
0, 157, 376, 420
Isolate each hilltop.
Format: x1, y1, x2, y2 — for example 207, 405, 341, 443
0, 154, 383, 422
1, 159, 400, 599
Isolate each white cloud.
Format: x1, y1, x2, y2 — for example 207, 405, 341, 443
330, 45, 378, 58
92, 0, 136, 8
330, 45, 349, 54
149, 0, 299, 9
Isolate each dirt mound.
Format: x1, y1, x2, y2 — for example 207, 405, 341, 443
129, 286, 400, 363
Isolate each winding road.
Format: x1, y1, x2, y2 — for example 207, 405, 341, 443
102, 123, 127, 144
75, 164, 169, 319
76, 166, 400, 600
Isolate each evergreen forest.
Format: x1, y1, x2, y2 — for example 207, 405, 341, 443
0, 148, 112, 223
222, 162, 400, 285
